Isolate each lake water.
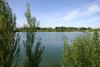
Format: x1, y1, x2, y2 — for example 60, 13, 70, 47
18, 32, 85, 67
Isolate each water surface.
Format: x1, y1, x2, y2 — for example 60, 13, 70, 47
18, 32, 85, 67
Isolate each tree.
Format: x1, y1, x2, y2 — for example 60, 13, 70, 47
24, 2, 44, 67
24, 3, 39, 29
0, 0, 20, 67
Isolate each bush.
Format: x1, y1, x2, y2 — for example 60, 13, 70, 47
61, 31, 100, 67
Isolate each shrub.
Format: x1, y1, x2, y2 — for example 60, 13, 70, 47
61, 31, 100, 67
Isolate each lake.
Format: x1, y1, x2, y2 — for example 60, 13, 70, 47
18, 32, 86, 67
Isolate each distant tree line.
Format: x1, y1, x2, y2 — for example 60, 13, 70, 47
16, 26, 100, 32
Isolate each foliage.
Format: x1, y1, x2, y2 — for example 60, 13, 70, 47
16, 26, 100, 32
61, 31, 100, 67
24, 2, 44, 67
24, 3, 39, 29
0, 0, 20, 67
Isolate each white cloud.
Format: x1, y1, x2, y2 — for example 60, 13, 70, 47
82, 4, 100, 16
57, 3, 100, 24
60, 9, 79, 22
40, 0, 100, 28
89, 4, 99, 11
16, 20, 27, 28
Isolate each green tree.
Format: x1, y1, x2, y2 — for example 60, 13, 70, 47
24, 2, 44, 67
0, 0, 20, 67
25, 3, 39, 29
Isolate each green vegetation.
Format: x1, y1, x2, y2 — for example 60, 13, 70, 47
16, 27, 100, 32
61, 31, 100, 67
0, 0, 20, 67
23, 2, 44, 67
0, 0, 44, 67
0, 0, 100, 67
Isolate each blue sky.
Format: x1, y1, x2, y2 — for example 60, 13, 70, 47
7, 0, 100, 28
